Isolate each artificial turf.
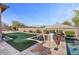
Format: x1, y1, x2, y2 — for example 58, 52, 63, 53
5, 32, 37, 52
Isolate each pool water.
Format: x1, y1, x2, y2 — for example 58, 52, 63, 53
66, 37, 79, 55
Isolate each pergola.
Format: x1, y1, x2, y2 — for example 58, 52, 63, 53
0, 4, 8, 41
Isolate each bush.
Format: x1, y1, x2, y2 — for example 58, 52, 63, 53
12, 27, 17, 31
65, 31, 75, 37
50, 30, 55, 33
29, 30, 33, 33
56, 30, 63, 34
23, 30, 26, 32
36, 29, 42, 33
44, 30, 49, 34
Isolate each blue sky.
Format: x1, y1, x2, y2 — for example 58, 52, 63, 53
2, 3, 79, 26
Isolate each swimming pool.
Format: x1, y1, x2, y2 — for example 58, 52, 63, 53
66, 37, 79, 55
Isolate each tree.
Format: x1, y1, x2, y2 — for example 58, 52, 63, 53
11, 21, 26, 30
62, 20, 71, 25
72, 10, 79, 26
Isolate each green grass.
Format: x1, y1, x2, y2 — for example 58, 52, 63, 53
5, 32, 37, 52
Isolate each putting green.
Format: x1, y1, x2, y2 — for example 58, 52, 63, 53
5, 32, 37, 51
5, 32, 36, 42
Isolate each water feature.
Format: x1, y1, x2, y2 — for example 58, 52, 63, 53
66, 37, 79, 55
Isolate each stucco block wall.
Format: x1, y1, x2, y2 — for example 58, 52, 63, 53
18, 28, 78, 36
18, 28, 44, 32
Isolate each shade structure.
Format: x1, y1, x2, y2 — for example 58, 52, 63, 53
45, 24, 76, 29
0, 3, 8, 41
0, 3, 9, 13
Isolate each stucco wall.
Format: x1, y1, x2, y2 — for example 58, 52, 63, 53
18, 28, 78, 36
18, 28, 44, 32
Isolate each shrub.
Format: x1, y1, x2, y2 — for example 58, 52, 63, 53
12, 27, 17, 31
23, 30, 26, 32
36, 29, 42, 33
50, 30, 55, 33
65, 31, 75, 37
44, 30, 49, 34
56, 30, 63, 34
29, 30, 33, 33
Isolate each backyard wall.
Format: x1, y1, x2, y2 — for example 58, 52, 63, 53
18, 28, 45, 33
18, 27, 78, 36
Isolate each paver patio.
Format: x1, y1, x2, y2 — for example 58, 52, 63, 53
0, 37, 67, 55
0, 41, 40, 55
49, 38, 67, 55
0, 41, 20, 55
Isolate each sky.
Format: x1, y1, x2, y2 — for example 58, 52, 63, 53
2, 3, 79, 26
